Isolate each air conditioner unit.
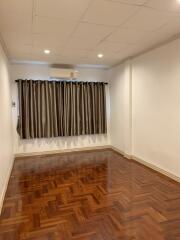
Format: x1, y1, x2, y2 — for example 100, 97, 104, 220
50, 68, 79, 80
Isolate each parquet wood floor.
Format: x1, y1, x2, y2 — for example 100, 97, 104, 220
0, 149, 180, 239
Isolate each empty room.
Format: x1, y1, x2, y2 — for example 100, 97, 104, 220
1, 0, 180, 239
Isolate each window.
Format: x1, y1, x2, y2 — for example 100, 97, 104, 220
17, 80, 107, 139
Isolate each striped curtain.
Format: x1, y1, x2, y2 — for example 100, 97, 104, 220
17, 80, 107, 139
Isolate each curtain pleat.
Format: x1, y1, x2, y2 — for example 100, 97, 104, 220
17, 80, 107, 139
76, 83, 80, 135
29, 81, 34, 138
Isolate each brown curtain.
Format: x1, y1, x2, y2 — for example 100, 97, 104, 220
17, 80, 107, 139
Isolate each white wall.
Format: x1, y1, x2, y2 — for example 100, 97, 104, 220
109, 61, 132, 156
11, 64, 110, 154
0, 43, 14, 211
132, 39, 180, 178
109, 38, 180, 178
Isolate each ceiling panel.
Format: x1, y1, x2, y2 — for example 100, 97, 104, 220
2, 32, 33, 46
87, 50, 132, 65
8, 44, 33, 57
72, 23, 115, 41
122, 7, 178, 31
106, 28, 171, 45
61, 48, 90, 58
83, 0, 139, 26
146, 0, 180, 13
0, 14, 32, 34
33, 34, 68, 49
0, 0, 33, 16
35, 0, 91, 20
107, 28, 150, 44
31, 46, 63, 56
156, 17, 180, 36
64, 37, 101, 51
95, 40, 138, 54
10, 53, 63, 64
32, 16, 77, 36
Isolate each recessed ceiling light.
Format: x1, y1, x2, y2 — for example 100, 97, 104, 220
97, 53, 104, 58
44, 49, 50, 54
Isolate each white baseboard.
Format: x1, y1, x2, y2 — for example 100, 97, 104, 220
110, 145, 180, 183
15, 145, 112, 158
0, 158, 14, 215
132, 155, 180, 183
110, 146, 132, 159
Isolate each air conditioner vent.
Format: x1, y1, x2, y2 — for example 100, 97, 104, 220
49, 68, 79, 80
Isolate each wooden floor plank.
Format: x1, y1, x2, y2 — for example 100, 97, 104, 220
0, 149, 180, 239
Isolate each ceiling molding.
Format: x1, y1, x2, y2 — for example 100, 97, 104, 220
76, 64, 110, 69
10, 60, 49, 65
10, 60, 109, 70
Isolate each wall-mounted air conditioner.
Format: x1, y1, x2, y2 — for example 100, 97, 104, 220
49, 68, 79, 79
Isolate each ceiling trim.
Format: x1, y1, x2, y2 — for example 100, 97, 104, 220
10, 60, 109, 69
76, 64, 110, 69
11, 60, 49, 65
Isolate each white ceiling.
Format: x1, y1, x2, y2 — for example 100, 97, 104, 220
1, 0, 180, 66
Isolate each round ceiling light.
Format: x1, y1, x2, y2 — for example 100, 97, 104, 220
44, 49, 50, 54
97, 53, 104, 58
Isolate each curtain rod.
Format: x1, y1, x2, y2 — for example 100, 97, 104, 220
15, 79, 108, 84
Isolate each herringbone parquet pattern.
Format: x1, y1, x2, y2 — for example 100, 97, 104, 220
0, 149, 180, 239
